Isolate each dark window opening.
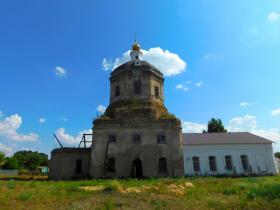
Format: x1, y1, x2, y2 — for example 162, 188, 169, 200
209, 156, 217, 172
135, 56, 139, 59
157, 134, 166, 144
108, 134, 116, 143
159, 157, 167, 174
241, 155, 249, 171
107, 158, 115, 173
75, 159, 82, 174
225, 155, 233, 170
115, 86, 120, 97
155, 86, 159, 98
192, 157, 200, 172
134, 80, 141, 95
133, 134, 141, 144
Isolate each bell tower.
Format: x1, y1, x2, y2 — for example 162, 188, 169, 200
130, 41, 143, 66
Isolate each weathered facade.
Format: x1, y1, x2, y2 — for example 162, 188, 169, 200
90, 42, 184, 178
49, 42, 184, 179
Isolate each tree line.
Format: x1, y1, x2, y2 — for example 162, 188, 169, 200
0, 150, 48, 171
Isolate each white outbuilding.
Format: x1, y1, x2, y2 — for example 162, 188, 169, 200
183, 132, 279, 176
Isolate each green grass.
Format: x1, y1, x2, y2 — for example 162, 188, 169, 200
0, 176, 279, 209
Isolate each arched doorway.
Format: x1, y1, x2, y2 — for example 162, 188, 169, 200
132, 158, 143, 178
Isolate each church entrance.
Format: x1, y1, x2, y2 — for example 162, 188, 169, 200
132, 158, 143, 178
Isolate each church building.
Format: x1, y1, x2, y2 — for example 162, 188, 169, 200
49, 42, 278, 180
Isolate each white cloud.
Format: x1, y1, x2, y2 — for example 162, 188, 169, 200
58, 117, 68, 122
272, 108, 280, 116
54, 128, 92, 146
0, 114, 38, 142
240, 102, 251, 107
0, 111, 3, 118
0, 142, 13, 155
103, 47, 187, 77
102, 58, 113, 71
176, 84, 189, 91
39, 118, 46, 124
268, 12, 280, 22
54, 66, 67, 77
227, 115, 257, 132
182, 121, 207, 133
196, 81, 203, 87
97, 105, 106, 113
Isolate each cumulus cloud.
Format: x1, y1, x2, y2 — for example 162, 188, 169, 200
39, 118, 46, 124
54, 128, 92, 146
0, 142, 13, 155
54, 66, 67, 77
97, 105, 106, 113
58, 117, 68, 122
102, 47, 187, 77
272, 108, 280, 116
240, 102, 251, 107
182, 121, 207, 133
0, 113, 38, 142
175, 84, 189, 91
176, 81, 202, 91
0, 111, 3, 118
268, 12, 280, 22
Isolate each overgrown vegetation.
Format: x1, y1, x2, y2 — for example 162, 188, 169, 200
0, 150, 48, 170
0, 176, 279, 209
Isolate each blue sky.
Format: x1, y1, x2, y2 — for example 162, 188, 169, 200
1, 0, 280, 156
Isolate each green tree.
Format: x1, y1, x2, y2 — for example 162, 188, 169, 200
2, 157, 19, 169
206, 118, 227, 133
13, 151, 48, 171
275, 152, 280, 158
0, 151, 5, 166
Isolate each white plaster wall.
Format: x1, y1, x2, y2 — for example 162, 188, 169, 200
183, 144, 279, 175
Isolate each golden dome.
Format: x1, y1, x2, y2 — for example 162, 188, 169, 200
132, 42, 140, 51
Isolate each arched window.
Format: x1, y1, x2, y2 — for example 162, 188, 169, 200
107, 158, 115, 173
115, 86, 120, 97
154, 86, 159, 98
159, 157, 167, 174
134, 80, 141, 95
225, 155, 233, 170
209, 156, 217, 172
133, 134, 141, 144
157, 134, 166, 144
108, 134, 116, 143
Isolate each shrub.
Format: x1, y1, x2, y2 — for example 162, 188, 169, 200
17, 192, 33, 201
104, 180, 122, 192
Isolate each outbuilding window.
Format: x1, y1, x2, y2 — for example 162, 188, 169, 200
133, 134, 141, 144
225, 155, 233, 170
241, 155, 249, 171
209, 156, 217, 172
75, 159, 82, 174
107, 158, 115, 173
157, 134, 166, 144
192, 157, 200, 172
159, 157, 167, 174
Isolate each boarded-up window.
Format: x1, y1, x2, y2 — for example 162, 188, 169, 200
134, 80, 141, 95
75, 159, 82, 174
107, 158, 115, 173
133, 134, 141, 144
155, 86, 159, 98
225, 155, 233, 170
209, 156, 217, 172
157, 135, 166, 144
159, 157, 167, 174
108, 134, 116, 143
241, 155, 249, 171
115, 86, 120, 97
192, 156, 200, 172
